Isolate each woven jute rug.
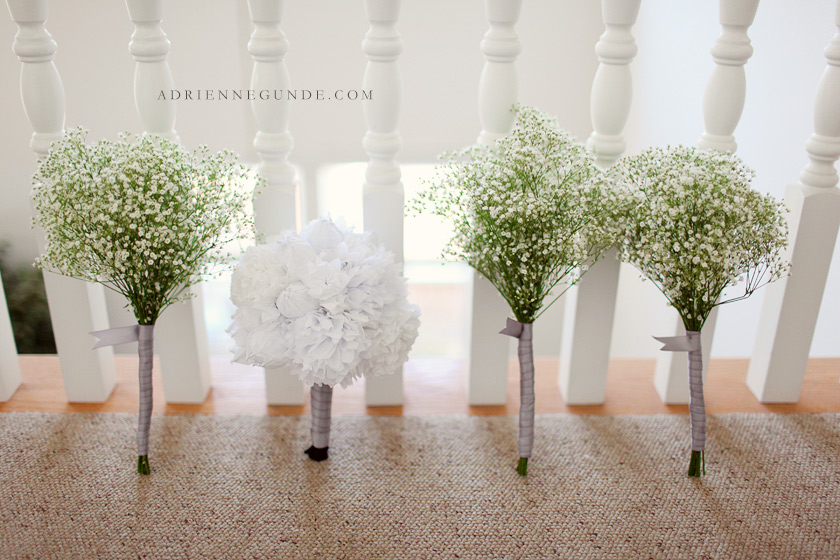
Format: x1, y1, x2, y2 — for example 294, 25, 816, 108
1, 412, 838, 559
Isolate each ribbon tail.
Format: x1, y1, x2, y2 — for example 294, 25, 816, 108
499, 317, 524, 338
653, 335, 699, 352
90, 325, 141, 349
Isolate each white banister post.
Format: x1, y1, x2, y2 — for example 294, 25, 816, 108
6, 0, 116, 402
748, 0, 840, 402
362, 0, 404, 406
125, 0, 211, 403
247, 0, 304, 405
558, 0, 640, 405
654, 0, 759, 404
465, 0, 522, 406
0, 270, 21, 401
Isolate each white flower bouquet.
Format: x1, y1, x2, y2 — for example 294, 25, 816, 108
617, 145, 789, 477
32, 128, 254, 474
229, 217, 420, 460
411, 106, 630, 476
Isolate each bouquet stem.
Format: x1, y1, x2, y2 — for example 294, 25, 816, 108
686, 331, 706, 478
305, 383, 333, 462
137, 325, 155, 475
517, 323, 535, 476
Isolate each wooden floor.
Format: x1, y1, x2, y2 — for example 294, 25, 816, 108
2, 355, 839, 416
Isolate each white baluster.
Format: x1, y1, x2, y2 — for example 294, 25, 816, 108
6, 0, 116, 402
654, 0, 759, 404
748, 0, 840, 402
464, 0, 522, 406
362, 0, 404, 406
0, 270, 21, 401
247, 0, 304, 405
125, 0, 211, 403
558, 0, 640, 405
125, 0, 176, 141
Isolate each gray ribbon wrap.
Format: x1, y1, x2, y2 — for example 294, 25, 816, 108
500, 318, 535, 459
654, 331, 705, 452
90, 324, 155, 457
310, 383, 333, 449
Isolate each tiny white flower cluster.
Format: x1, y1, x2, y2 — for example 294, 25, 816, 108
409, 106, 631, 323
32, 128, 254, 325
228, 218, 420, 388
617, 145, 790, 331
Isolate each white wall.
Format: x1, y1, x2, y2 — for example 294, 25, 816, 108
1, 0, 837, 358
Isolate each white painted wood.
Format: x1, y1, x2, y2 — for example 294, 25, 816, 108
7, 0, 116, 402
654, 0, 759, 404
125, 0, 176, 141
748, 1, 840, 402
247, 0, 304, 405
559, 249, 622, 405
362, 0, 405, 406
126, 0, 210, 403
466, 0, 522, 406
559, 0, 640, 405
0, 270, 21, 401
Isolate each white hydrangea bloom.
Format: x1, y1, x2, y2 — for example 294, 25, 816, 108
228, 218, 420, 388
617, 145, 790, 331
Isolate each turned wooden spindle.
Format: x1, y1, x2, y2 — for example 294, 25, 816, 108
466, 0, 523, 406
126, 0, 211, 404
655, 0, 759, 404
247, 0, 304, 405
748, 0, 840, 402
559, 0, 640, 405
126, 0, 177, 141
6, 0, 116, 402
362, 0, 405, 406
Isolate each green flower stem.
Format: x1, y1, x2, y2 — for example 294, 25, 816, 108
516, 457, 529, 477
137, 455, 151, 476
688, 450, 705, 478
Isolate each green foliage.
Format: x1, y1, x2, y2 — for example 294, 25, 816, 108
0, 244, 56, 354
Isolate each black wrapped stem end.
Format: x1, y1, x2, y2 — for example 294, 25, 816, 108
304, 446, 329, 462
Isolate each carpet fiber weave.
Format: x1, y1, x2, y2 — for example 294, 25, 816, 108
1, 412, 838, 559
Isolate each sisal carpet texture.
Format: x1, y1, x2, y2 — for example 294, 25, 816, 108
0, 412, 838, 560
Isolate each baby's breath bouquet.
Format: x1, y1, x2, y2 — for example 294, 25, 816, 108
617, 145, 789, 477
411, 106, 629, 476
32, 127, 254, 474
